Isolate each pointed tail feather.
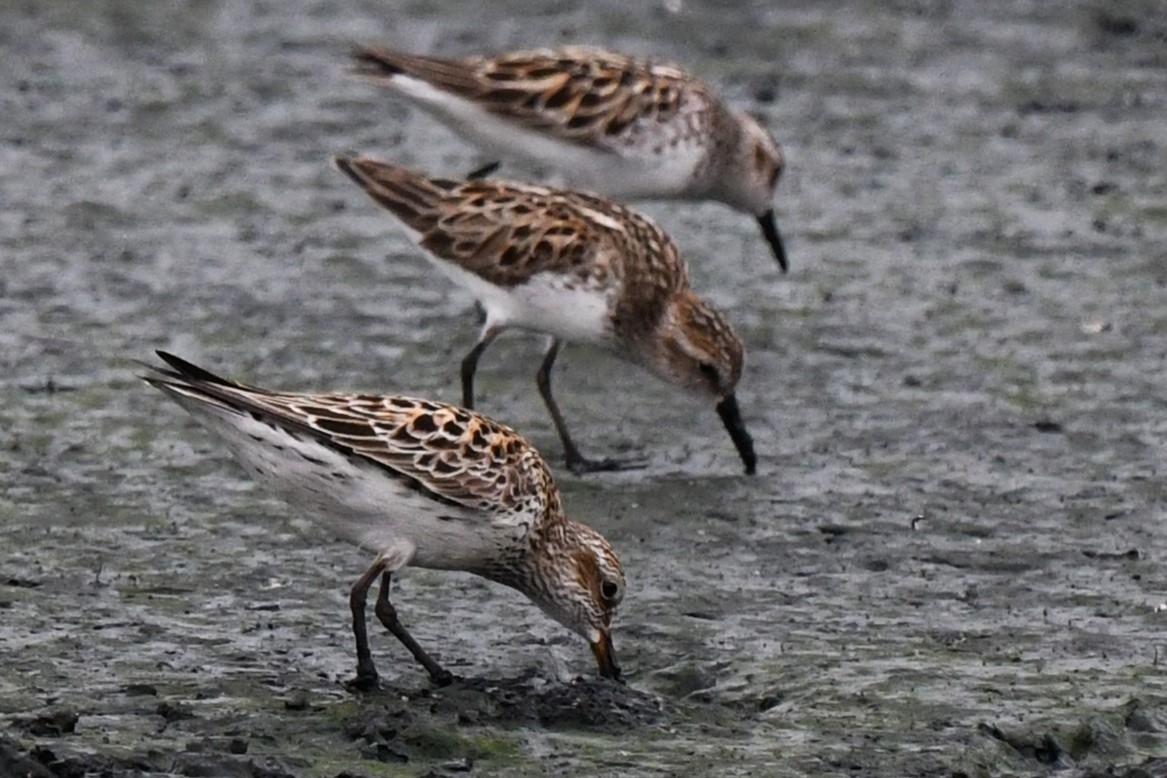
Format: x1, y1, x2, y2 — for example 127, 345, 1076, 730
332, 155, 454, 235
140, 352, 272, 409
350, 45, 482, 95
152, 351, 236, 386
140, 353, 328, 448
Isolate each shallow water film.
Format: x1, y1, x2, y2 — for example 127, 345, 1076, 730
2, 0, 1167, 776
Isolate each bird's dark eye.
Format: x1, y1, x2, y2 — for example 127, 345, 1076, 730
698, 362, 718, 383
601, 580, 620, 601
753, 143, 768, 171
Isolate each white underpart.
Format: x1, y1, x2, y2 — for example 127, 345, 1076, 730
385, 74, 706, 198
388, 218, 615, 344
447, 262, 613, 343
167, 391, 531, 572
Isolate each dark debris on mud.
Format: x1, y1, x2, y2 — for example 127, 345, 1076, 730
362, 673, 668, 732
0, 677, 667, 778
1, 732, 298, 778
342, 674, 667, 767
965, 698, 1167, 778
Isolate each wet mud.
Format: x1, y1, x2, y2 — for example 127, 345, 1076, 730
2, 0, 1167, 775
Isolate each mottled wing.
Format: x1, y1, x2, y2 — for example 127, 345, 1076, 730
264, 394, 554, 521
335, 154, 685, 293
353, 45, 712, 152
145, 353, 557, 527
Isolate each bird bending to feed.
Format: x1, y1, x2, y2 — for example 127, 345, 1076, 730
332, 154, 758, 476
142, 351, 624, 687
350, 44, 789, 271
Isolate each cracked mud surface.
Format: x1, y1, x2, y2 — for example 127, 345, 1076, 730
2, 0, 1166, 775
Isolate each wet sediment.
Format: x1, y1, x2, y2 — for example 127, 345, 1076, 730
2, 0, 1166, 775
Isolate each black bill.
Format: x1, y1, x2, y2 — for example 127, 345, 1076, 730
757, 209, 788, 273
590, 630, 622, 682
716, 394, 757, 475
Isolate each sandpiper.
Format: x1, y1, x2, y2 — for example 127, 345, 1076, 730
332, 154, 757, 476
143, 351, 624, 687
350, 44, 789, 271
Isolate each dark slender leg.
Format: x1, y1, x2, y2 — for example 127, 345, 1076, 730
535, 339, 644, 474
466, 160, 501, 179
460, 326, 499, 409
347, 560, 384, 691
374, 572, 453, 686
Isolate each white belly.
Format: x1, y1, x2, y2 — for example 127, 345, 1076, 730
431, 258, 614, 344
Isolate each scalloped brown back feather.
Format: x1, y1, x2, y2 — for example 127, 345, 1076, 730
352, 45, 717, 151
334, 155, 692, 337
272, 394, 559, 520
146, 353, 562, 524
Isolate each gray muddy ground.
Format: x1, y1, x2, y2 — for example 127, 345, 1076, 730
2, 0, 1166, 776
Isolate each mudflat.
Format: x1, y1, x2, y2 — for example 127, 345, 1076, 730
1, 1, 1165, 775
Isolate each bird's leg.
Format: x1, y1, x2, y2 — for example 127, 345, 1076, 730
466, 160, 501, 179
535, 338, 644, 474
460, 324, 499, 409
374, 571, 453, 686
347, 559, 385, 691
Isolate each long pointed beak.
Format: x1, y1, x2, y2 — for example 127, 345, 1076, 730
716, 394, 757, 475
757, 209, 788, 273
590, 630, 622, 682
